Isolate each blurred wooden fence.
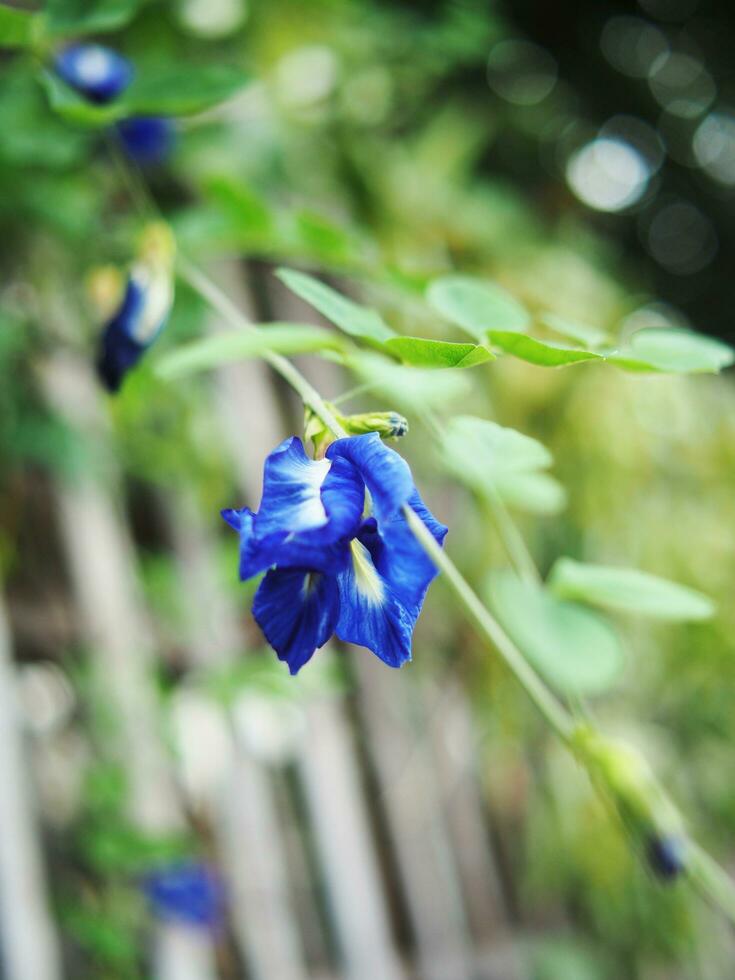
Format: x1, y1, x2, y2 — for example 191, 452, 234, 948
0, 260, 524, 980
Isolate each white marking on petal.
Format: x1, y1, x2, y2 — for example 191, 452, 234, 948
284, 454, 331, 527
129, 264, 173, 344
349, 539, 384, 605
75, 46, 114, 86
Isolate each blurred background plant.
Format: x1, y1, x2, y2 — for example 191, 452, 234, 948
2, 1, 735, 978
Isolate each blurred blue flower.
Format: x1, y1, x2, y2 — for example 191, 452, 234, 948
143, 861, 223, 929
117, 116, 176, 167
54, 43, 134, 104
96, 223, 175, 392
223, 433, 447, 674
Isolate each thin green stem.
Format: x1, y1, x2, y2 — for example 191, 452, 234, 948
403, 506, 574, 743
111, 149, 735, 924
177, 255, 347, 440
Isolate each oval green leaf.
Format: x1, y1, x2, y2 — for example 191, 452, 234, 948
123, 64, 250, 116
488, 571, 625, 696
350, 352, 470, 410
493, 471, 567, 515
548, 558, 716, 621
427, 275, 530, 341
44, 0, 141, 35
40, 72, 125, 126
539, 312, 609, 348
276, 268, 395, 344
384, 336, 494, 368
155, 323, 346, 380
609, 328, 734, 374
489, 331, 605, 367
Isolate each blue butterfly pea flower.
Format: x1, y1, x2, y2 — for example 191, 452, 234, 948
117, 116, 176, 167
142, 861, 223, 929
96, 223, 175, 391
223, 432, 447, 674
54, 43, 134, 104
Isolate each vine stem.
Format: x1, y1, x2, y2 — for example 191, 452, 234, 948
178, 249, 735, 923
178, 254, 574, 741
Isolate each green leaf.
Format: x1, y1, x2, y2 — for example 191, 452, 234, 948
539, 312, 609, 348
276, 268, 395, 344
384, 336, 495, 368
0, 6, 40, 47
42, 64, 250, 127
155, 324, 346, 380
443, 416, 551, 476
40, 72, 125, 126
440, 416, 565, 514
488, 571, 625, 695
548, 558, 716, 621
44, 0, 141, 35
609, 328, 734, 374
123, 64, 250, 116
489, 331, 605, 367
493, 471, 567, 516
350, 352, 470, 410
427, 275, 530, 341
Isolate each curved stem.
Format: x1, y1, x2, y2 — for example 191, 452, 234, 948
180, 238, 735, 926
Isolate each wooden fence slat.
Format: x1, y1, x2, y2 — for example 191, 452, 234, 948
0, 592, 62, 980
353, 651, 475, 980
297, 687, 406, 980
41, 355, 219, 980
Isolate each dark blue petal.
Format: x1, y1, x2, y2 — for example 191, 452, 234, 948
54, 44, 134, 103
253, 568, 339, 674
238, 438, 363, 578
220, 507, 256, 580
335, 541, 414, 667
117, 116, 175, 167
95, 270, 170, 391
255, 437, 332, 539
327, 432, 414, 523
371, 488, 447, 617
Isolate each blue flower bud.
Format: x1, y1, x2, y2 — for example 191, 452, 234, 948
116, 116, 176, 167
96, 222, 175, 391
54, 44, 134, 104
647, 835, 687, 881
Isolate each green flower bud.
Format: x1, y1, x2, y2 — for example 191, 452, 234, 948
570, 725, 684, 845
339, 410, 409, 440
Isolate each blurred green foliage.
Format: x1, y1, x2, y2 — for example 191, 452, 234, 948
3, 1, 735, 977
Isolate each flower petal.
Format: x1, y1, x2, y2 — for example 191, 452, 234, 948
369, 488, 447, 617
253, 568, 339, 675
239, 438, 364, 578
255, 437, 332, 539
335, 541, 414, 668
54, 44, 134, 104
327, 432, 414, 523
221, 507, 256, 580
96, 276, 148, 392
335, 490, 446, 667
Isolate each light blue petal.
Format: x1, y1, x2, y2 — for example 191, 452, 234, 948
253, 568, 339, 675
327, 433, 414, 523
335, 541, 414, 668
335, 489, 447, 667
